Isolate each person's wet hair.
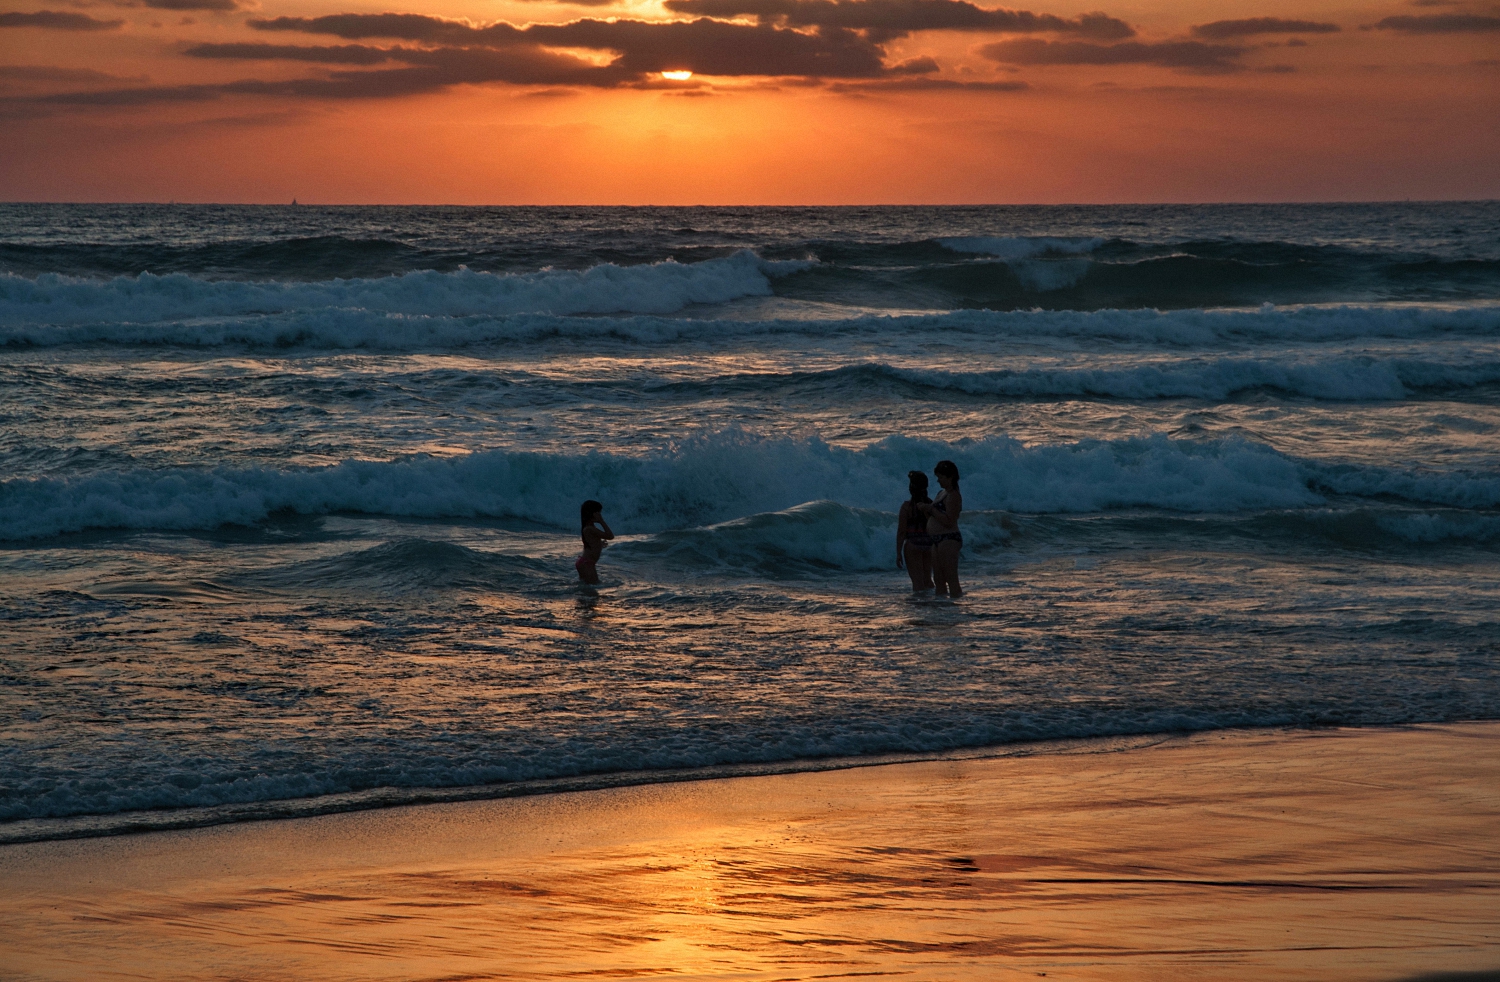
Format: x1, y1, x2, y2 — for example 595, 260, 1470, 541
935, 460, 960, 488
908, 470, 930, 503
580, 499, 603, 528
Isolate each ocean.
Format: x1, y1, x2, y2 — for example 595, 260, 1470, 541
2, 202, 1498, 843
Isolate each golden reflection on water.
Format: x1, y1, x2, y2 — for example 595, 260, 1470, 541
3, 725, 1499, 982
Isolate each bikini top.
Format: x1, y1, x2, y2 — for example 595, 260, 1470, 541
933, 491, 949, 514
906, 498, 930, 531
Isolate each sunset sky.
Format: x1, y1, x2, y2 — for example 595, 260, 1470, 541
2, 0, 1496, 202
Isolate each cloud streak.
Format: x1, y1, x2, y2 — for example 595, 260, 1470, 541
0, 10, 123, 30
140, 0, 241, 11
248, 14, 525, 45
981, 38, 1246, 73
831, 75, 1027, 91
1190, 18, 1339, 39
1371, 14, 1500, 32
183, 42, 399, 64
658, 0, 1134, 41
0, 65, 139, 83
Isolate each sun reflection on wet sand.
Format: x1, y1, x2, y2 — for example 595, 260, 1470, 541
2, 724, 1498, 981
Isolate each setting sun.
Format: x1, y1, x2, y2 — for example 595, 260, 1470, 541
661, 71, 694, 81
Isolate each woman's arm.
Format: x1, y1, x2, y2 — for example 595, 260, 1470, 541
596, 518, 615, 540
929, 492, 961, 530
896, 502, 909, 565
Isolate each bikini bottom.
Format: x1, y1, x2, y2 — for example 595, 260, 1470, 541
932, 532, 963, 546
905, 534, 934, 549
575, 554, 596, 574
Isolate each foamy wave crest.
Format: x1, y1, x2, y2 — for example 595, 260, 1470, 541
937, 236, 1106, 260
615, 501, 1012, 575
0, 250, 808, 329
6, 430, 1498, 541
934, 236, 1104, 291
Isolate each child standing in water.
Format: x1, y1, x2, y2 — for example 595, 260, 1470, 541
896, 470, 934, 591
576, 500, 614, 584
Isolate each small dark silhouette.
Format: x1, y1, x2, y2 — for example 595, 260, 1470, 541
896, 470, 934, 591
575, 500, 614, 584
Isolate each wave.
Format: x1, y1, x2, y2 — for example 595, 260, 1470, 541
1017, 507, 1500, 554
936, 235, 1107, 260
0, 705, 1427, 832
612, 501, 1013, 576
260, 539, 555, 592
0, 250, 810, 328
3, 293, 1498, 350
682, 355, 1500, 403
0, 235, 425, 282
762, 237, 1500, 310
4, 430, 1497, 542
5, 244, 1499, 346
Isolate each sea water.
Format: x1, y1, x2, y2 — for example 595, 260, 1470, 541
2, 202, 1498, 842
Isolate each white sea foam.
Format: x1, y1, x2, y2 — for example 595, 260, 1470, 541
2, 291, 1495, 350
937, 236, 1106, 260
4, 430, 1496, 541
935, 237, 1105, 292
0, 250, 809, 328
612, 501, 1013, 573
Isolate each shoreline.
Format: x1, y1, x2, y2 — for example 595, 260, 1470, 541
3, 729, 1187, 846
3, 722, 1498, 980
12, 720, 1480, 847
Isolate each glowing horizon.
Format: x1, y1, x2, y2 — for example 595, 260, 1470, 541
1, 0, 1496, 203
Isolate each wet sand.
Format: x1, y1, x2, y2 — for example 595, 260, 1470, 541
2, 724, 1498, 981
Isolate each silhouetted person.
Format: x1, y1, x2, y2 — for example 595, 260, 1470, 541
897, 470, 934, 591
576, 500, 614, 584
919, 460, 963, 597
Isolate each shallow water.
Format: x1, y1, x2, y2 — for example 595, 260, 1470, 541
2, 203, 1498, 839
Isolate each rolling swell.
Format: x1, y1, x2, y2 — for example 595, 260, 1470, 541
771, 237, 1500, 310
641, 356, 1500, 403
5, 229, 1498, 328
4, 295, 1498, 350
0, 250, 807, 330
4, 431, 1497, 541
259, 539, 555, 592
0, 236, 423, 281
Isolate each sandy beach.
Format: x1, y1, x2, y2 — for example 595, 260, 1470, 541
2, 723, 1498, 981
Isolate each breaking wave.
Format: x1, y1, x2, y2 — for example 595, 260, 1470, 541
679, 355, 1500, 402
2, 291, 1498, 351
4, 430, 1498, 541
0, 250, 809, 329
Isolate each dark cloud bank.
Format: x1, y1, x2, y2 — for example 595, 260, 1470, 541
1190, 18, 1339, 39
5, 0, 1370, 110
0, 10, 123, 30
1371, 13, 1500, 33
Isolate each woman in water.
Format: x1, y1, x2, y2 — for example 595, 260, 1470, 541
896, 470, 934, 591
924, 460, 963, 597
576, 499, 614, 584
